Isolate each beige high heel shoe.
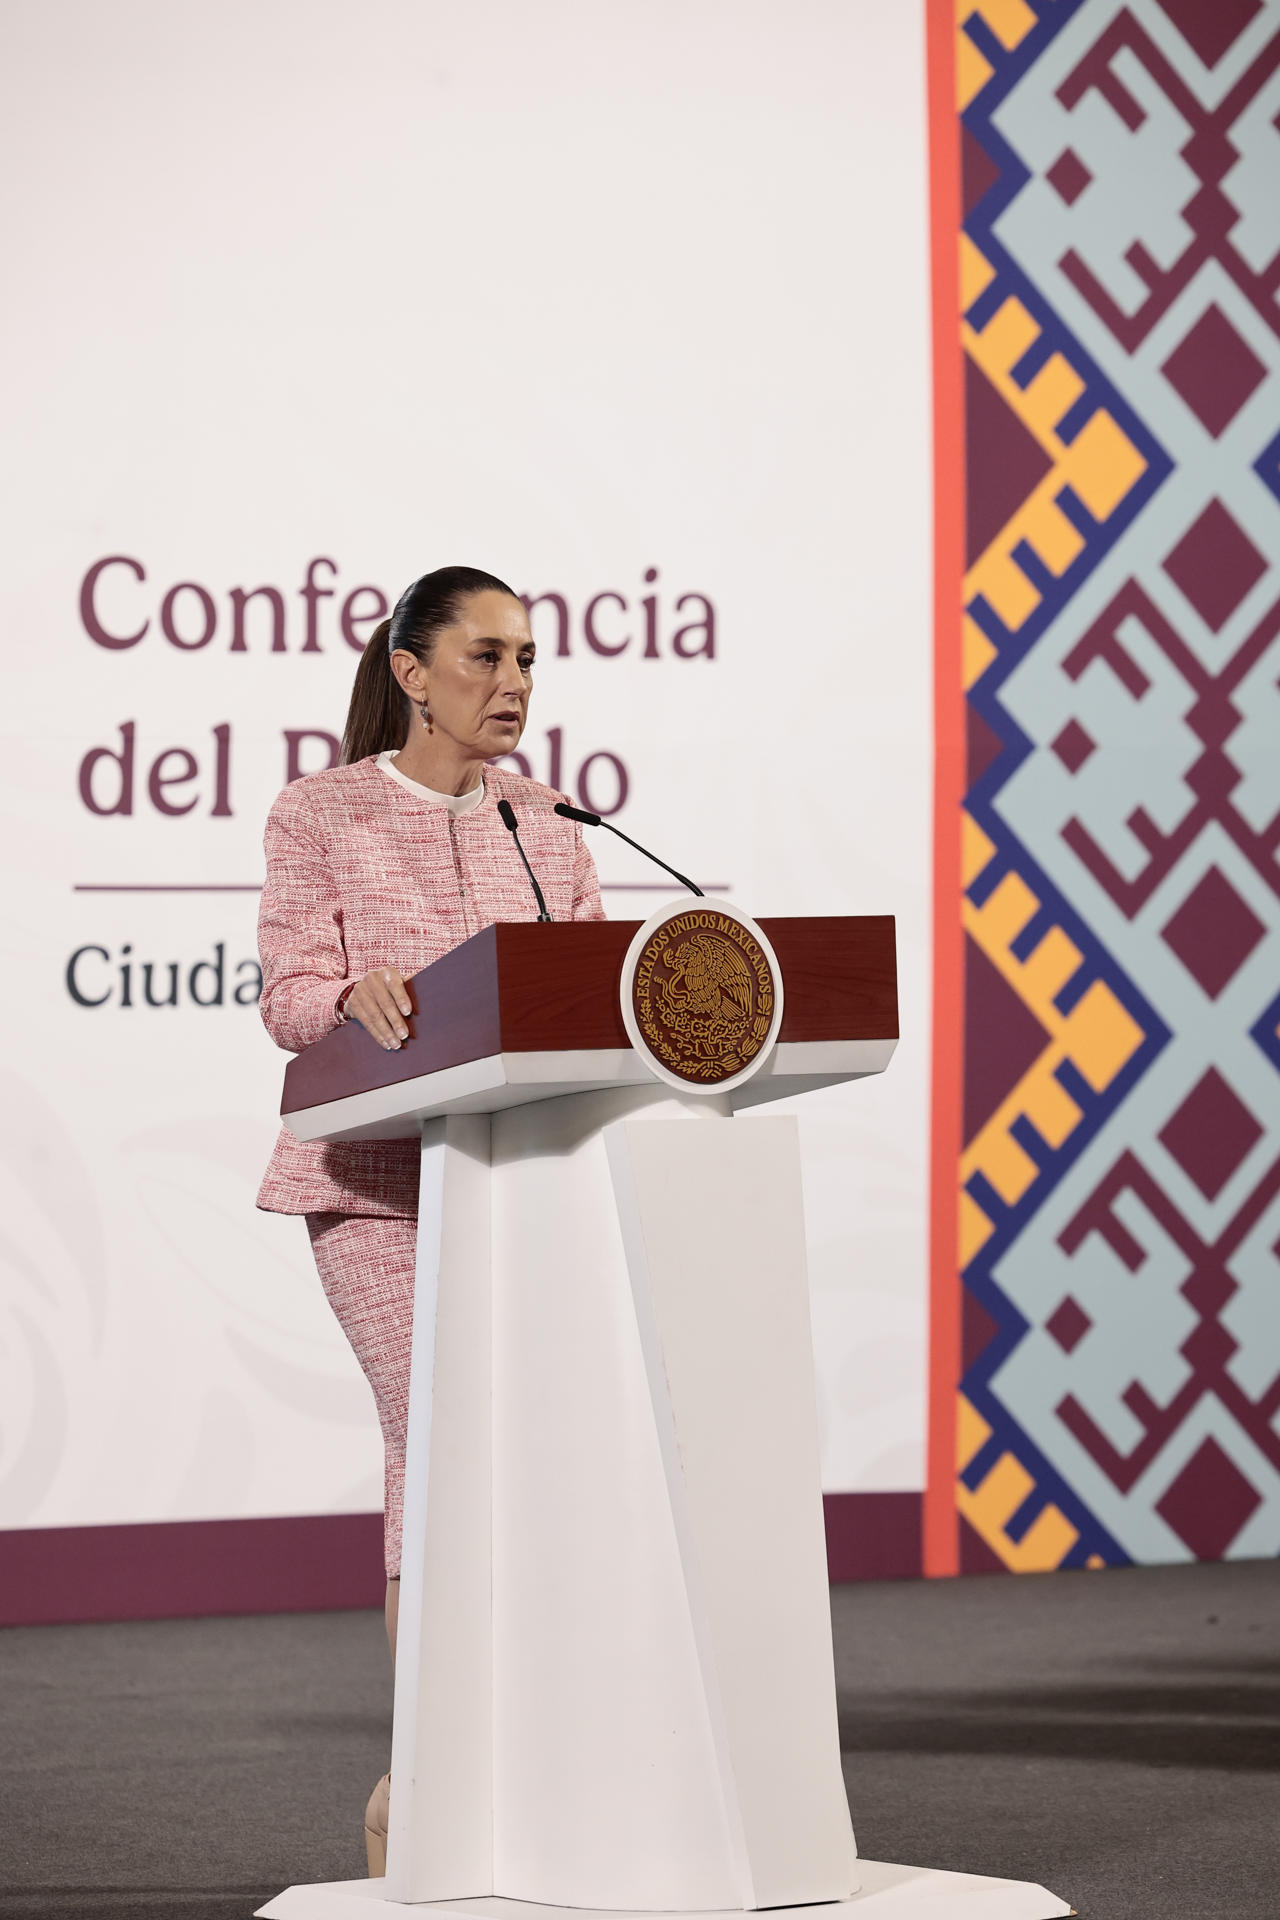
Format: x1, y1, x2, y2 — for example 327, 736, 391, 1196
365, 1772, 390, 1877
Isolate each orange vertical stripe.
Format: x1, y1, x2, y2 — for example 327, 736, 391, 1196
924, 0, 964, 1579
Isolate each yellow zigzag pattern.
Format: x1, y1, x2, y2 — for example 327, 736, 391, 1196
956, 817, 1144, 1571
958, 1395, 1106, 1571
952, 11, 1153, 1574
960, 816, 1144, 1272
957, 0, 1040, 112
960, 232, 1147, 689
955, 749, 1144, 1575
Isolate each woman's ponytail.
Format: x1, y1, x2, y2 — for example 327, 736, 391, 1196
340, 618, 404, 764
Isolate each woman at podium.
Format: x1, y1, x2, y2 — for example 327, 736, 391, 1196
254, 565, 604, 1869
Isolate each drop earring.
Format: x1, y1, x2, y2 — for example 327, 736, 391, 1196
418, 700, 431, 732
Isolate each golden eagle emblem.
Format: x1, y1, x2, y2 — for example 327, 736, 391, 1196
656, 932, 754, 1046
628, 908, 779, 1086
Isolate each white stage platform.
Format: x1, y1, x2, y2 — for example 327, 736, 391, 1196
257, 1860, 1072, 1918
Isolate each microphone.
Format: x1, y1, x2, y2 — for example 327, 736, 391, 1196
554, 801, 704, 897
497, 799, 553, 921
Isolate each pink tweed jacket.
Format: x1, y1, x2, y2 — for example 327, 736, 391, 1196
256, 755, 604, 1216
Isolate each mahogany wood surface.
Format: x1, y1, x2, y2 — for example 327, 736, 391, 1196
766, 915, 899, 1044
281, 927, 502, 1116
281, 915, 897, 1116
496, 920, 635, 1051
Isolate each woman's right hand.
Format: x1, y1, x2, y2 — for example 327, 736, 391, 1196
343, 968, 414, 1050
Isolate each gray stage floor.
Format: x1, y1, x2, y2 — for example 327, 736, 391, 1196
0, 1559, 1275, 1919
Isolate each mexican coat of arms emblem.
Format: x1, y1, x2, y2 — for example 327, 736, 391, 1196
620, 899, 784, 1094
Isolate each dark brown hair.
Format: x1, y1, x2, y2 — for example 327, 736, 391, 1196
340, 564, 520, 764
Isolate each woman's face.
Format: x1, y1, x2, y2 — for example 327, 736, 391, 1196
395, 590, 535, 758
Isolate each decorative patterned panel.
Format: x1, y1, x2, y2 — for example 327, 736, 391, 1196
938, 0, 1280, 1571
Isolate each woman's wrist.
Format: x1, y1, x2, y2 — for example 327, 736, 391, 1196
334, 981, 357, 1025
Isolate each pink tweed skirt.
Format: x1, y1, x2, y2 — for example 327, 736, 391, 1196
305, 1211, 417, 1579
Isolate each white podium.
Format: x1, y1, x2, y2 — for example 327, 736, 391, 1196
257, 918, 1068, 1920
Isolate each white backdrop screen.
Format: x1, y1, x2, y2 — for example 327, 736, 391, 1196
0, 0, 933, 1533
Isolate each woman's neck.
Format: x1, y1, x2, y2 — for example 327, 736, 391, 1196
389, 734, 485, 797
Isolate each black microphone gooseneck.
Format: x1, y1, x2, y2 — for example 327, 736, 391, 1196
553, 802, 704, 897
497, 799, 553, 921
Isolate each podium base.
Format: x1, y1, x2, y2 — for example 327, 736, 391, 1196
255, 1861, 1072, 1919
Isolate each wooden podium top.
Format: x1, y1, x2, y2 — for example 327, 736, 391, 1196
282, 915, 897, 1143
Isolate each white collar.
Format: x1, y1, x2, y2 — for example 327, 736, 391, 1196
376, 750, 485, 815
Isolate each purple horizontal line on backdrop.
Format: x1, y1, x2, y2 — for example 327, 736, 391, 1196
72, 882, 731, 894
73, 884, 264, 893
0, 1493, 923, 1626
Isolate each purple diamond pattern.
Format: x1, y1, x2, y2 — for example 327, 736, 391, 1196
1046, 1296, 1092, 1354
951, 0, 1280, 1581
1158, 1069, 1264, 1201
1161, 867, 1266, 998
1162, 499, 1268, 632
1153, 0, 1263, 71
1046, 148, 1092, 206
1050, 718, 1096, 773
1161, 304, 1267, 438
1155, 1437, 1262, 1558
